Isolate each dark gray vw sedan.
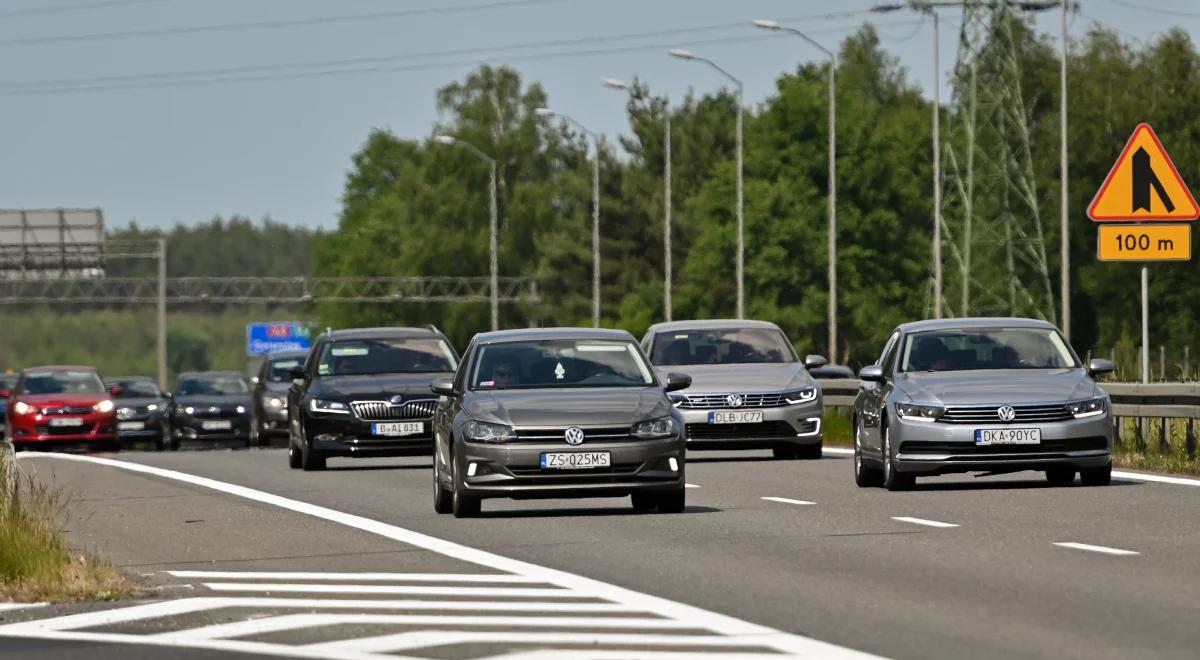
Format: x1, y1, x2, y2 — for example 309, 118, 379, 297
853, 318, 1115, 490
430, 328, 691, 518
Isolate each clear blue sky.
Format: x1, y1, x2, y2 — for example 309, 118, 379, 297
1, 0, 1195, 230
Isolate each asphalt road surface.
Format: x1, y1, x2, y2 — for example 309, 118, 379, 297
3, 445, 1199, 660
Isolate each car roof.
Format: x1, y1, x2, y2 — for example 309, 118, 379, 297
897, 317, 1060, 333
21, 365, 98, 373
178, 371, 244, 379
473, 327, 636, 345
107, 375, 156, 382
320, 327, 442, 341
645, 319, 783, 334
263, 349, 309, 359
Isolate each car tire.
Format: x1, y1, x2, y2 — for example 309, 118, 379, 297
656, 488, 686, 514
854, 424, 883, 488
299, 422, 325, 471
1080, 463, 1112, 486
772, 445, 799, 460
797, 442, 822, 460
248, 422, 259, 448
631, 492, 658, 512
881, 425, 914, 491
1045, 467, 1076, 485
451, 456, 480, 518
433, 460, 453, 514
287, 441, 302, 469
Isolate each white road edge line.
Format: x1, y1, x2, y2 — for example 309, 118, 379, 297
1053, 542, 1140, 556
199, 583, 582, 597
1112, 470, 1200, 487
0, 603, 44, 613
761, 496, 815, 506
823, 447, 854, 456
12, 453, 882, 660
685, 483, 700, 488
891, 516, 960, 529
166, 571, 539, 583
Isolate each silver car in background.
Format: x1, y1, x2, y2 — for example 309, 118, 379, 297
853, 318, 1115, 490
642, 320, 826, 459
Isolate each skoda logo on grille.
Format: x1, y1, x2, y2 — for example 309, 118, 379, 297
208, 406, 221, 414
564, 427, 585, 445
389, 395, 405, 406
997, 405, 1017, 422
725, 394, 744, 408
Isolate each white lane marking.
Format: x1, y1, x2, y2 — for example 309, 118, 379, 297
760, 496, 815, 506
168, 571, 538, 583
307, 631, 782, 655
685, 483, 701, 488
201, 582, 580, 597
482, 651, 787, 659
0, 603, 44, 613
891, 516, 960, 529
823, 447, 854, 456
1053, 542, 1140, 556
1112, 470, 1200, 487
11, 453, 882, 659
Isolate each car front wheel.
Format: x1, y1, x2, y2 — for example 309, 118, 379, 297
433, 458, 452, 514
451, 455, 480, 518
882, 425, 914, 491
1080, 462, 1112, 486
854, 420, 883, 487
656, 487, 686, 514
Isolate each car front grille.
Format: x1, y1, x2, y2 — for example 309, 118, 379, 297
677, 393, 787, 409
350, 399, 437, 421
938, 404, 1074, 424
39, 406, 92, 415
512, 427, 635, 444
686, 420, 800, 440
189, 407, 242, 419
899, 436, 1109, 456
35, 424, 97, 436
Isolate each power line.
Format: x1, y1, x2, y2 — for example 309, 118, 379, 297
0, 0, 174, 19
0, 0, 576, 49
1099, 0, 1200, 19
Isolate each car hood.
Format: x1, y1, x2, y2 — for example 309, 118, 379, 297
14, 393, 109, 408
115, 397, 165, 408
893, 369, 1099, 405
309, 373, 451, 401
465, 388, 671, 428
173, 394, 252, 409
663, 363, 816, 394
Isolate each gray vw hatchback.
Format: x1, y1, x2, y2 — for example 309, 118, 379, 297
431, 328, 691, 518
853, 318, 1115, 490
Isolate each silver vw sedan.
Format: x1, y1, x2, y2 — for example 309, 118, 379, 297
852, 318, 1115, 490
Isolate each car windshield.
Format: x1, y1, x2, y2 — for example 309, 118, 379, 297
111, 380, 161, 398
265, 357, 304, 383
177, 375, 248, 396
317, 338, 457, 376
472, 339, 655, 390
900, 327, 1079, 372
20, 370, 105, 395
650, 328, 796, 365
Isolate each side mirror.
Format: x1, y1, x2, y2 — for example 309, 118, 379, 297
804, 354, 828, 370
663, 372, 692, 393
431, 377, 455, 397
163, 391, 173, 400
0, 389, 10, 399
1087, 358, 1115, 377
108, 385, 124, 397
859, 365, 886, 383
288, 366, 306, 381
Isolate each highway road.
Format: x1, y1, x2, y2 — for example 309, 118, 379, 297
3, 445, 1199, 659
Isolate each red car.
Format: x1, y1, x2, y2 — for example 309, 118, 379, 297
2, 366, 121, 451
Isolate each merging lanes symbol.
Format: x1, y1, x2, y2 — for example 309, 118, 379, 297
1088, 123, 1200, 221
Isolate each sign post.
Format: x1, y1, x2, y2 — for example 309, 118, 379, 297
1088, 123, 1199, 384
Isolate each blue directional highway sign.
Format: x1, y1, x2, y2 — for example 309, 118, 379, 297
246, 322, 313, 356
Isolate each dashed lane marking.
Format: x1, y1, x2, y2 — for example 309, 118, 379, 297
891, 517, 960, 529
1053, 542, 1140, 556
760, 497, 815, 506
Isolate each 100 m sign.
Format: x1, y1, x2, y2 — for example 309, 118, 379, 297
1097, 224, 1191, 262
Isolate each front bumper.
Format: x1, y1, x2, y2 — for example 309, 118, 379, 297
456, 437, 685, 500
116, 413, 166, 440
891, 413, 1113, 475
307, 414, 433, 457
677, 400, 823, 450
173, 415, 251, 441
10, 413, 117, 446
258, 406, 289, 435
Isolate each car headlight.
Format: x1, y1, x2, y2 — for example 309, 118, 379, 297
463, 420, 516, 443
236, 405, 247, 415
632, 416, 678, 439
94, 399, 115, 414
264, 397, 285, 411
1067, 397, 1106, 418
784, 388, 818, 405
116, 407, 134, 420
146, 403, 159, 412
12, 401, 33, 416
309, 398, 349, 414
183, 406, 195, 415
896, 402, 944, 422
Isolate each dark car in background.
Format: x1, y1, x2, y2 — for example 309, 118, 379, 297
168, 371, 253, 449
287, 327, 459, 470
432, 328, 690, 518
108, 376, 170, 450
4, 366, 119, 451
250, 349, 308, 447
0, 372, 17, 436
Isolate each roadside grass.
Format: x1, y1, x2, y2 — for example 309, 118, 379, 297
0, 450, 133, 602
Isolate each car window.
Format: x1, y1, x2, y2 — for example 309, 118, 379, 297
879, 331, 901, 374
265, 358, 304, 383
472, 339, 654, 390
111, 380, 161, 398
317, 338, 458, 377
177, 375, 248, 395
649, 328, 797, 366
452, 340, 475, 392
20, 370, 105, 395
900, 327, 1079, 372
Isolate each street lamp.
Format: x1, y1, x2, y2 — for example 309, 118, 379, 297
433, 134, 500, 331
670, 48, 744, 319
537, 107, 602, 328
753, 18, 840, 359
604, 77, 673, 322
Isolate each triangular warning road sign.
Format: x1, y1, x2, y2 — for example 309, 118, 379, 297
1088, 123, 1199, 222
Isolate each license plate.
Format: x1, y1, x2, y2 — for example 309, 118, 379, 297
540, 451, 611, 469
975, 428, 1041, 445
118, 421, 146, 431
371, 422, 424, 437
49, 417, 84, 427
709, 410, 764, 424
201, 420, 233, 431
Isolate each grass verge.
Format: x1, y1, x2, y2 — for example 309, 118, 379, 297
0, 449, 134, 602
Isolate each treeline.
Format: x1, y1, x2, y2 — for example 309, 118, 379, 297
108, 215, 320, 277
315, 21, 1200, 366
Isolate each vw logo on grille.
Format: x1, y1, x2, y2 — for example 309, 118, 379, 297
389, 395, 405, 406
997, 405, 1017, 422
564, 427, 585, 445
725, 394, 744, 408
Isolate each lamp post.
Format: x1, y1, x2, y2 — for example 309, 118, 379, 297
536, 107, 602, 328
670, 48, 744, 319
434, 134, 500, 331
752, 19, 840, 357
603, 78, 673, 322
